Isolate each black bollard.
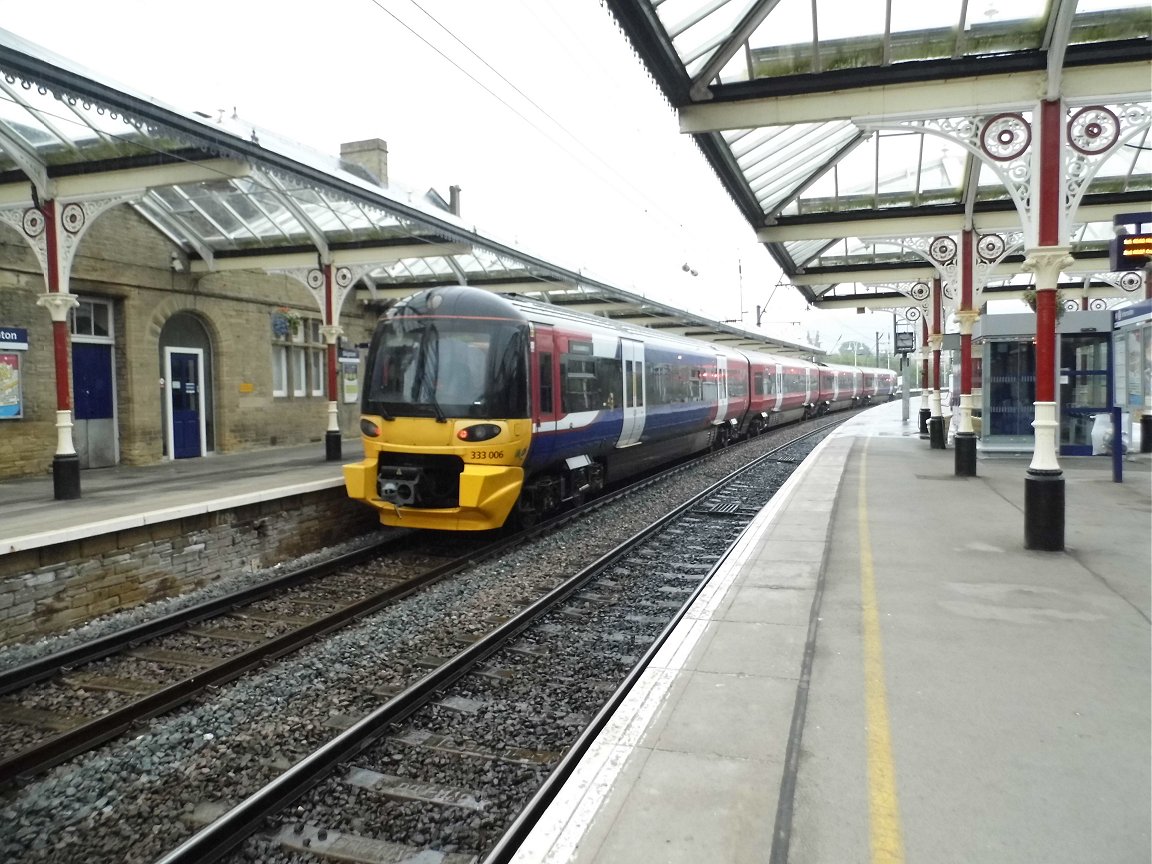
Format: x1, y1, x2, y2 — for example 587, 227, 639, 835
325, 430, 342, 462
929, 416, 946, 449
53, 453, 81, 500
1024, 470, 1064, 551
954, 431, 977, 475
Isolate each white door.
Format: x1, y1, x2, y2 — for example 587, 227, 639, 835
165, 347, 207, 459
616, 339, 645, 447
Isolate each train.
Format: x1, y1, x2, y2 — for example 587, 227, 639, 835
343, 285, 896, 531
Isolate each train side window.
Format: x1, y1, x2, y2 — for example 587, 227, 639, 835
562, 356, 599, 412
539, 352, 553, 413
729, 366, 747, 398
596, 356, 622, 409
645, 362, 669, 405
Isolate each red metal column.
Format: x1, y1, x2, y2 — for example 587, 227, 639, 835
955, 230, 978, 475
1024, 99, 1068, 550
322, 263, 342, 461
37, 200, 81, 499
918, 315, 930, 436
929, 277, 945, 448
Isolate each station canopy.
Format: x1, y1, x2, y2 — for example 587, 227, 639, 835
0, 28, 816, 357
603, 0, 1152, 310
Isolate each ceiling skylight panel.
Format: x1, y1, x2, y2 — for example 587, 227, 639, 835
748, 135, 845, 199
737, 123, 827, 178
816, 0, 886, 40
873, 132, 928, 197
786, 238, 834, 268
746, 0, 811, 50
962, 0, 1046, 54
889, 0, 961, 33
726, 123, 795, 160
746, 0, 815, 75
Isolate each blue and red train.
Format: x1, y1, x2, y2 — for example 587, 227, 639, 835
343, 286, 895, 530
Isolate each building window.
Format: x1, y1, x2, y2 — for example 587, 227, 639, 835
272, 345, 288, 397
272, 309, 328, 399
292, 348, 306, 397
71, 298, 113, 339
309, 349, 325, 397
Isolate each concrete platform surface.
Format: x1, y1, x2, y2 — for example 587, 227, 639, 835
0, 440, 355, 552
512, 400, 1151, 864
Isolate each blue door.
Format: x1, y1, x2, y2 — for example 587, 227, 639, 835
73, 342, 116, 467
169, 351, 202, 458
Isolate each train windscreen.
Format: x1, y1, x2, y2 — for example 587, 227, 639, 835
363, 315, 528, 419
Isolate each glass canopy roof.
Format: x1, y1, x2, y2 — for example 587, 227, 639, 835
606, 0, 1152, 308
0, 27, 817, 356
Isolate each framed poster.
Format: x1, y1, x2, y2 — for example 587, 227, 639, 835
0, 352, 22, 418
340, 349, 360, 404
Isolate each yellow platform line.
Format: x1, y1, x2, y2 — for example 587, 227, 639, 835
859, 444, 906, 864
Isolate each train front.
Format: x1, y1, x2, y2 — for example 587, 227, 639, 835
343, 287, 531, 531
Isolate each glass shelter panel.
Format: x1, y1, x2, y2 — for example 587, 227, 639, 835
985, 340, 1036, 439
1059, 333, 1111, 455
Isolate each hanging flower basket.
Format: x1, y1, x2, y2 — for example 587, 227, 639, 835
272, 307, 302, 338
1022, 289, 1066, 321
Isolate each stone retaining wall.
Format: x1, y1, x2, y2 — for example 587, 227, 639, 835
0, 489, 381, 646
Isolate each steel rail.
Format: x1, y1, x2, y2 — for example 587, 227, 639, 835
480, 422, 840, 863
0, 535, 409, 696
150, 422, 841, 864
0, 413, 847, 789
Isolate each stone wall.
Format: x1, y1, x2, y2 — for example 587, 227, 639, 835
0, 489, 382, 646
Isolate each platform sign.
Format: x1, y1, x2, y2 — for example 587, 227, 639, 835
894, 331, 916, 354
0, 327, 28, 351
1110, 233, 1152, 271
0, 352, 23, 418
1111, 212, 1152, 271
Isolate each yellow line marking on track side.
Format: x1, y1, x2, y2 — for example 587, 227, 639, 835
859, 444, 906, 864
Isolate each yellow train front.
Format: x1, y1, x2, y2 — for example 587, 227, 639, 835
343, 286, 532, 531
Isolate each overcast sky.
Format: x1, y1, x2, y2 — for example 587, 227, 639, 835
3, 0, 900, 354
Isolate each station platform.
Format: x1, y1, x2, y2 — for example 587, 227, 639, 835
0, 441, 354, 554
512, 400, 1151, 864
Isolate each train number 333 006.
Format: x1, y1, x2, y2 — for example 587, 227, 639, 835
471, 450, 504, 459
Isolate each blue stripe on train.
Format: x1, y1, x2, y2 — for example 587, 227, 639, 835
522, 402, 713, 474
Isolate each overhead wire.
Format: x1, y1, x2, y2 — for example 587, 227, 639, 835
363, 0, 738, 249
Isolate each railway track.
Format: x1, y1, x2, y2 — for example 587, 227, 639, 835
0, 415, 848, 788
0, 534, 496, 785
0, 412, 853, 864
150, 425, 836, 864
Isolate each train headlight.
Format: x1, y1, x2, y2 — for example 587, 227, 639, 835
360, 418, 381, 437
457, 423, 502, 442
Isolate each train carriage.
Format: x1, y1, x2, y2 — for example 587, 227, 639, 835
344, 285, 897, 531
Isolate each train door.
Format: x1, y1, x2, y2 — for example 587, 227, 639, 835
617, 339, 645, 447
713, 352, 728, 419
531, 325, 559, 463
774, 365, 784, 410
165, 347, 206, 459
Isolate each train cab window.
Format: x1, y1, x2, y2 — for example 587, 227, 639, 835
363, 317, 528, 419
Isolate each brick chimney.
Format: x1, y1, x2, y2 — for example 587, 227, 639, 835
339, 139, 388, 186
